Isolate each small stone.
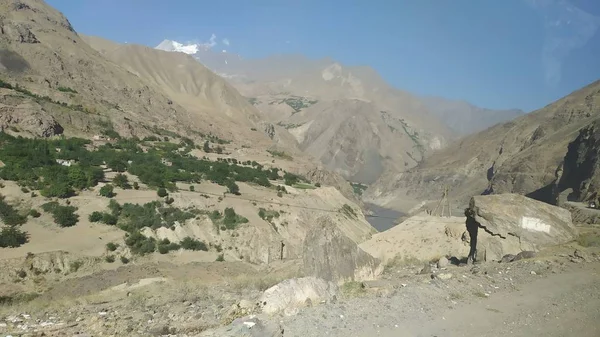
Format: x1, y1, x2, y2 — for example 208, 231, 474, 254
530, 271, 537, 275
437, 257, 449, 268
437, 273, 453, 280
418, 263, 432, 275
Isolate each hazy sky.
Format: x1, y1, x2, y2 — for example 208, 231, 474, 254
47, 0, 600, 112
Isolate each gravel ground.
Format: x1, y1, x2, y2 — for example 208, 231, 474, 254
1, 247, 599, 336
280, 250, 600, 337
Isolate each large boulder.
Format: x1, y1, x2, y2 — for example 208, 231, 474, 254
466, 194, 577, 262
258, 277, 337, 315
303, 216, 383, 284
359, 214, 469, 263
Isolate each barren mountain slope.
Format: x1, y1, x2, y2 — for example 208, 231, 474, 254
82, 35, 271, 146
421, 96, 524, 135
216, 56, 454, 183
366, 80, 600, 211
0, 0, 201, 138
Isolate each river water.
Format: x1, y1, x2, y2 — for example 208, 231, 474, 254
364, 203, 405, 232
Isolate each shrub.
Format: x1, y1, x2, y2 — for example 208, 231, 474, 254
0, 195, 27, 226
165, 197, 175, 205
277, 191, 283, 198
226, 180, 240, 195
21, 187, 29, 193
89, 211, 103, 222
69, 260, 83, 272
46, 205, 79, 227
99, 184, 115, 198
189, 185, 195, 192
120, 256, 129, 264
157, 187, 168, 198
0, 226, 29, 248
216, 254, 225, 262
28, 209, 41, 218
158, 245, 169, 254
105, 255, 115, 263
315, 183, 321, 187
106, 242, 118, 251
124, 231, 156, 255
133, 182, 139, 190
40, 182, 74, 199
113, 174, 131, 189
101, 213, 118, 225
180, 237, 208, 251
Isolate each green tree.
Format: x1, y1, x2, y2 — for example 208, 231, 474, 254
99, 184, 115, 198
52, 206, 79, 227
203, 141, 211, 153
41, 182, 74, 199
133, 182, 139, 190
0, 226, 29, 248
226, 180, 240, 195
89, 211, 103, 222
113, 174, 131, 189
157, 187, 168, 198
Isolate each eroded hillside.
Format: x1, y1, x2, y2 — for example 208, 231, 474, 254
366, 80, 600, 211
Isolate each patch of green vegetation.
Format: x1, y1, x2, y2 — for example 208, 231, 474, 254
211, 207, 248, 230
0, 292, 40, 306
69, 260, 83, 272
350, 182, 368, 196
280, 96, 318, 113
0, 78, 89, 112
0, 195, 27, 226
106, 242, 118, 252
57, 86, 78, 94
398, 119, 425, 154
340, 204, 358, 219
341, 281, 367, 297
293, 183, 316, 190
104, 255, 115, 263
41, 202, 79, 227
276, 122, 304, 129
216, 253, 225, 262
267, 149, 293, 161
0, 225, 29, 248
99, 184, 115, 198
258, 208, 281, 222
247, 97, 259, 105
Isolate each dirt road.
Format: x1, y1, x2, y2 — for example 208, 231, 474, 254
282, 262, 600, 337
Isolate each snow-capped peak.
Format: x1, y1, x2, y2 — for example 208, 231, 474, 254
155, 39, 202, 55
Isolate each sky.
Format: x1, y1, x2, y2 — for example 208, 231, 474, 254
47, 0, 600, 112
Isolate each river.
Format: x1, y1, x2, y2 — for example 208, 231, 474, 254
364, 203, 405, 232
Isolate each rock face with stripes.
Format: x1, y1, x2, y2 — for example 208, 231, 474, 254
465, 194, 577, 262
302, 216, 383, 284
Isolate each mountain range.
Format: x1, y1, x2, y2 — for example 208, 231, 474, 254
156, 39, 524, 183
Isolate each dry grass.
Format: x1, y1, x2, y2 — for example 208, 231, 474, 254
384, 254, 423, 272
225, 268, 304, 292
577, 231, 600, 248
341, 281, 367, 298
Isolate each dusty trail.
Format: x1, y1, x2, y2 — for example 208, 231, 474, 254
367, 265, 600, 337
282, 263, 600, 337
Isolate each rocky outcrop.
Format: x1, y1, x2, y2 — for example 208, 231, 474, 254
302, 216, 383, 284
465, 194, 578, 262
555, 121, 600, 203
258, 277, 338, 315
367, 80, 600, 212
359, 214, 469, 263
0, 99, 63, 137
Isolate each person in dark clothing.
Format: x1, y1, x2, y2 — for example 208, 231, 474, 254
465, 208, 479, 264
